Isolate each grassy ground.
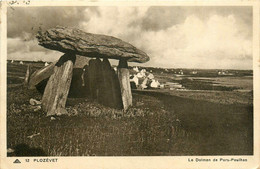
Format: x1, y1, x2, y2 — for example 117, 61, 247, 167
6, 63, 253, 156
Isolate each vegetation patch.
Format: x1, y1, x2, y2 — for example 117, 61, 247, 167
7, 63, 253, 156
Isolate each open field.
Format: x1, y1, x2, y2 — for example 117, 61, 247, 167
6, 62, 253, 156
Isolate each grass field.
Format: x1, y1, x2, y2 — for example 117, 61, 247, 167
6, 62, 253, 156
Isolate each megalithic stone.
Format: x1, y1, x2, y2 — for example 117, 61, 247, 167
117, 59, 132, 110
100, 58, 111, 106
95, 58, 103, 102
24, 65, 31, 86
42, 53, 76, 116
111, 68, 123, 109
36, 27, 151, 111
101, 58, 123, 108
88, 58, 102, 100
28, 62, 56, 89
88, 60, 95, 99
82, 64, 90, 95
37, 26, 150, 63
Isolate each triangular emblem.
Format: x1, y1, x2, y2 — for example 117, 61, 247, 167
13, 159, 21, 163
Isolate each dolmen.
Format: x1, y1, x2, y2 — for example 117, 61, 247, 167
28, 26, 149, 116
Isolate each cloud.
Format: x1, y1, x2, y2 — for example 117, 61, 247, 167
80, 7, 149, 40
138, 14, 252, 69
7, 6, 96, 61
80, 6, 252, 69
8, 38, 47, 53
7, 6, 93, 39
7, 6, 252, 69
136, 7, 186, 31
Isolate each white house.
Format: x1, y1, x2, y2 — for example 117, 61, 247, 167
133, 66, 139, 72
130, 74, 139, 86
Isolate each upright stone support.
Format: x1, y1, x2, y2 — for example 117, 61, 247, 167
82, 64, 90, 95
88, 58, 102, 100
24, 65, 31, 86
101, 58, 123, 109
42, 53, 76, 116
117, 59, 132, 110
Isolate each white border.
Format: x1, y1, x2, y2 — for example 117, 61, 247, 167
0, 1, 259, 169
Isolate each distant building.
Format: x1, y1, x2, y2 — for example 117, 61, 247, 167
218, 71, 226, 75
130, 74, 139, 86
136, 72, 143, 78
178, 70, 183, 75
150, 79, 160, 88
140, 78, 148, 90
141, 69, 146, 73
147, 73, 154, 79
190, 71, 198, 75
159, 84, 165, 89
133, 66, 139, 72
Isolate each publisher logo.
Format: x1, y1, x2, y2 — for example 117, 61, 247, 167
13, 159, 21, 164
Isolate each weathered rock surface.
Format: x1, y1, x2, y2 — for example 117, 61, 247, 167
88, 58, 103, 100
29, 55, 89, 90
24, 65, 32, 86
100, 58, 123, 109
28, 62, 56, 89
30, 67, 89, 98
36, 26, 150, 63
74, 55, 90, 68
117, 59, 132, 110
42, 53, 76, 116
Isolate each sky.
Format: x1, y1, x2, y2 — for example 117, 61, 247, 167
7, 6, 252, 69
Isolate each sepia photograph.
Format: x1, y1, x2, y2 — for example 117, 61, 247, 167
6, 5, 254, 156
1, 1, 259, 169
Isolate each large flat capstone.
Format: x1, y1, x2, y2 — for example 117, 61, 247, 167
36, 26, 150, 63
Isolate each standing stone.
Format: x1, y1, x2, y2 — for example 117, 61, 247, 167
87, 59, 95, 99
117, 59, 132, 110
100, 58, 123, 109
68, 68, 85, 98
99, 59, 111, 106
82, 64, 90, 96
95, 58, 103, 102
111, 69, 123, 108
88, 58, 103, 100
24, 65, 31, 86
42, 53, 76, 116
